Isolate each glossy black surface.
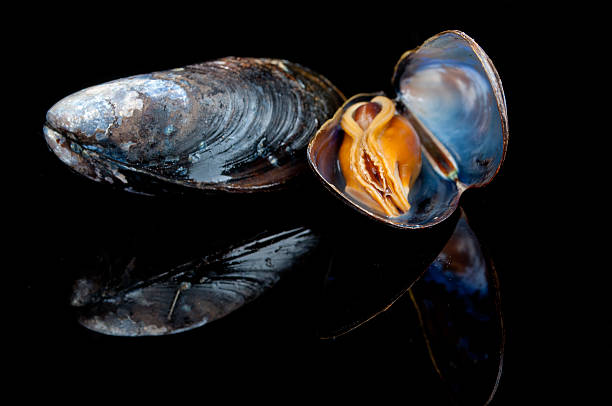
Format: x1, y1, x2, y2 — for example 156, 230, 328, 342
410, 211, 504, 405
316, 209, 460, 338
73, 227, 320, 336
9, 5, 575, 405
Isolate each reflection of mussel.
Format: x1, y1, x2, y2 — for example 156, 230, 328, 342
316, 208, 460, 339
317, 209, 504, 405
410, 211, 504, 405
71, 226, 320, 336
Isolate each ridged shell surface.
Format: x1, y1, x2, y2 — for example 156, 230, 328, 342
43, 57, 344, 193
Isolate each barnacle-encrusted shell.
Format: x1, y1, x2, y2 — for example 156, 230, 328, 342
307, 31, 508, 228
43, 57, 344, 193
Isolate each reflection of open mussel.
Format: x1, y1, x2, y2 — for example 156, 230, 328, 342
317, 209, 504, 405
316, 209, 461, 339
410, 211, 504, 405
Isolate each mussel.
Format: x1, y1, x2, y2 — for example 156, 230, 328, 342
43, 57, 344, 194
308, 30, 508, 228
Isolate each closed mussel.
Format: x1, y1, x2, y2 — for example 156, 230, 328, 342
44, 57, 344, 194
308, 31, 508, 228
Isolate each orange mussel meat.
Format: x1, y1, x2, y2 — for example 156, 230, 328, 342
338, 95, 421, 217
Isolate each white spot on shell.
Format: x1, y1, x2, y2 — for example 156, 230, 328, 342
256, 137, 267, 156
125, 289, 153, 305
267, 155, 279, 166
120, 141, 136, 152
43, 127, 77, 167
269, 59, 290, 73
117, 91, 144, 118
112, 169, 128, 184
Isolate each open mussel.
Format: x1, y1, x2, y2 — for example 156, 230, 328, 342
43, 57, 344, 194
308, 31, 508, 228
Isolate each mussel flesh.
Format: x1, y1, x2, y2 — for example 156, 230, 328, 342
308, 31, 508, 228
44, 57, 344, 194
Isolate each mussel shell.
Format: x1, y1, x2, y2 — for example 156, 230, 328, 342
392, 30, 508, 187
307, 31, 507, 228
43, 57, 344, 194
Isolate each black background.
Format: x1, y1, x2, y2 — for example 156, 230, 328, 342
7, 3, 594, 404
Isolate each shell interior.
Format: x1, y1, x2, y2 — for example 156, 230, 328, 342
392, 30, 507, 187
